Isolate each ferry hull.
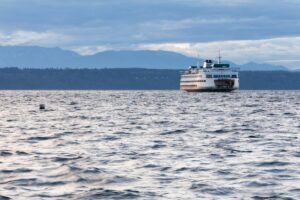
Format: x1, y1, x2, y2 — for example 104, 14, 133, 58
180, 79, 239, 92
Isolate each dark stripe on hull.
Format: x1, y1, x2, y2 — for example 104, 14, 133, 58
182, 88, 237, 92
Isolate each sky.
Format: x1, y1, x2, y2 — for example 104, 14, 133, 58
0, 0, 300, 69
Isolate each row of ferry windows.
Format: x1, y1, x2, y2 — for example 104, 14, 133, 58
206, 75, 238, 78
181, 80, 206, 82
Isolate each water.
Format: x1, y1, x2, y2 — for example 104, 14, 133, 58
0, 90, 300, 199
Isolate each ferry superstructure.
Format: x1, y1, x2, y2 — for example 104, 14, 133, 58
180, 59, 239, 92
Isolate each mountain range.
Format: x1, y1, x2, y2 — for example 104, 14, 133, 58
0, 46, 288, 71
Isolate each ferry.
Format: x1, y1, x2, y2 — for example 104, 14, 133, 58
180, 56, 239, 92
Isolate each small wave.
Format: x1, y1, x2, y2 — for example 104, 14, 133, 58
264, 168, 289, 173
209, 129, 231, 134
0, 196, 11, 200
69, 101, 78, 105
284, 112, 295, 116
6, 119, 17, 122
53, 155, 82, 162
293, 152, 300, 157
0, 151, 13, 157
190, 183, 209, 189
144, 164, 160, 168
252, 195, 294, 200
248, 135, 263, 138
114, 131, 130, 135
154, 120, 171, 125
160, 129, 186, 135
103, 135, 120, 141
290, 188, 300, 193
28, 136, 57, 141
0, 168, 32, 174
236, 128, 257, 132
79, 188, 141, 199
243, 104, 260, 107
104, 175, 136, 184
216, 169, 232, 175
36, 181, 66, 187
250, 109, 266, 114
151, 144, 167, 149
160, 167, 171, 171
226, 148, 252, 154
256, 161, 290, 167
82, 167, 105, 174
1, 178, 37, 186
175, 167, 190, 172
246, 181, 277, 187
54, 131, 74, 137
15, 151, 29, 156
190, 184, 235, 196
35, 194, 73, 199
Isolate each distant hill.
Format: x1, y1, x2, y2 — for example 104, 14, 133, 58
0, 46, 288, 71
0, 68, 299, 90
233, 62, 287, 71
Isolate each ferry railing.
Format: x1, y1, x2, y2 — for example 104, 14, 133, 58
202, 67, 240, 72
180, 67, 240, 74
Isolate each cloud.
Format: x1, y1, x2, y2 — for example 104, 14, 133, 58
140, 17, 267, 32
0, 0, 299, 44
69, 36, 300, 69
139, 36, 300, 69
73, 46, 112, 56
168, 0, 251, 6
0, 31, 71, 46
0, 1, 299, 69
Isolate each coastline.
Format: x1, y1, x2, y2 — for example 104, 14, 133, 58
0, 68, 299, 90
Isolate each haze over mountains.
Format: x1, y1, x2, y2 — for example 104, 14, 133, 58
0, 46, 288, 71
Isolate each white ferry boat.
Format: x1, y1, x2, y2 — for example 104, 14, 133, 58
180, 58, 239, 92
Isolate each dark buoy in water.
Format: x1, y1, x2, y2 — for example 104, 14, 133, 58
39, 104, 45, 110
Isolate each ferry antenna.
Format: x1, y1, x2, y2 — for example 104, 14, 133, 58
218, 49, 222, 64
197, 52, 201, 68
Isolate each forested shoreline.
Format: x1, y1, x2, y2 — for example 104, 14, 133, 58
0, 68, 299, 90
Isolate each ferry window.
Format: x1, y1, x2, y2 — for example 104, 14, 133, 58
206, 75, 212, 78
232, 75, 237, 78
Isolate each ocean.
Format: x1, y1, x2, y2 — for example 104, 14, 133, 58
0, 90, 299, 199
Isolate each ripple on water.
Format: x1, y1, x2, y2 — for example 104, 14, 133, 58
27, 136, 58, 141
191, 183, 235, 196
78, 189, 141, 200
246, 181, 278, 188
256, 161, 290, 167
160, 129, 186, 135
53, 155, 83, 163
252, 195, 295, 200
0, 168, 32, 174
0, 151, 13, 157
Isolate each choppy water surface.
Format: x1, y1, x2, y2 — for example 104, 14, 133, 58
0, 90, 300, 199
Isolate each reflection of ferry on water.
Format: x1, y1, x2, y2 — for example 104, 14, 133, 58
180, 56, 239, 92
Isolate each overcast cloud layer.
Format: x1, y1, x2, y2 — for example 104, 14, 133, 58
0, 0, 300, 68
